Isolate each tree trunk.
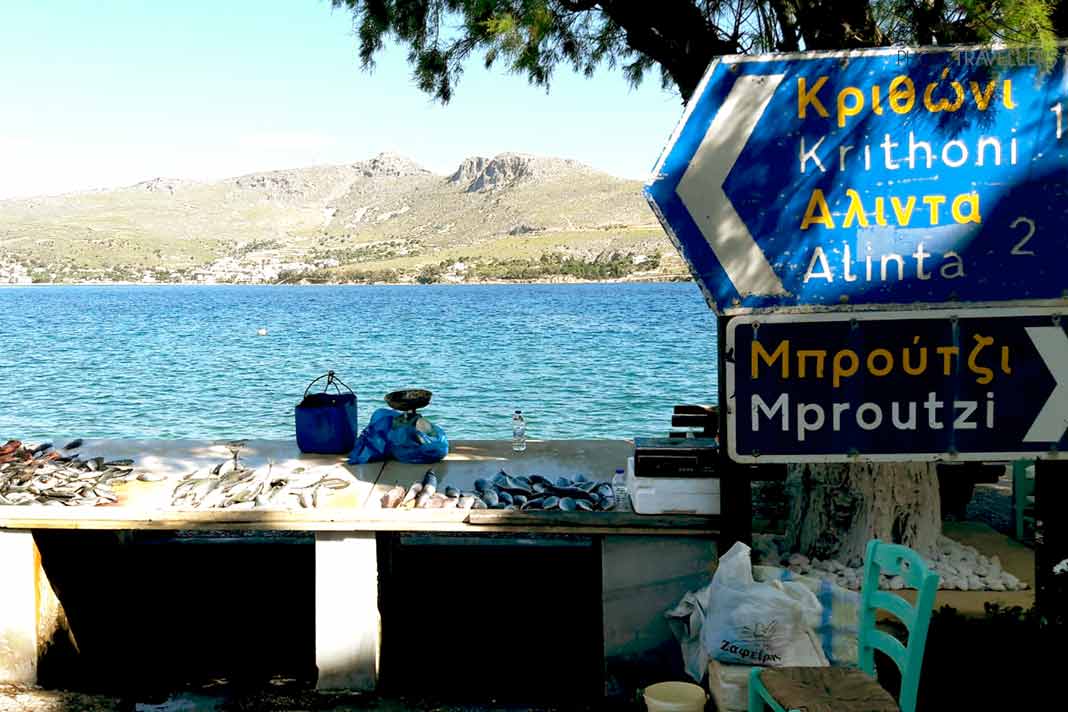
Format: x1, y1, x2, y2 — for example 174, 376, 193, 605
768, 0, 801, 51
783, 462, 941, 565
1053, 0, 1068, 39
908, 0, 946, 46
792, 0, 883, 50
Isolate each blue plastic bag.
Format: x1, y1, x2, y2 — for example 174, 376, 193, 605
754, 565, 860, 667
348, 408, 449, 465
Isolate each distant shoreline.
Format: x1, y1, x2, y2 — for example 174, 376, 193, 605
0, 276, 692, 287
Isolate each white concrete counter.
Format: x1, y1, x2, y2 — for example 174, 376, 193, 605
0, 438, 720, 534
0, 438, 720, 692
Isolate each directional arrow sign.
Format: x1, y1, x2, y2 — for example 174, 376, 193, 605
676, 74, 787, 298
645, 46, 1068, 313
1024, 326, 1068, 442
726, 307, 1068, 463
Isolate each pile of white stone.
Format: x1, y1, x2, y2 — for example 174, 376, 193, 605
752, 534, 1028, 592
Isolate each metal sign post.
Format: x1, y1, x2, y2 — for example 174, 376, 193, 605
716, 314, 752, 546
1036, 461, 1068, 621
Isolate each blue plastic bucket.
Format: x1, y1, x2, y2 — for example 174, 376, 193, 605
295, 372, 358, 454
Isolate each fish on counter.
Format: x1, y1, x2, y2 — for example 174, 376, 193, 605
169, 459, 352, 510
380, 484, 406, 509
0, 439, 138, 507
383, 470, 446, 510
377, 469, 616, 512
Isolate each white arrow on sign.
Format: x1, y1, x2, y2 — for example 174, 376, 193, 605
676, 74, 787, 297
1025, 326, 1068, 442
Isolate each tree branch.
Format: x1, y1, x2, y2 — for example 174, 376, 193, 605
596, 0, 732, 100
557, 0, 600, 10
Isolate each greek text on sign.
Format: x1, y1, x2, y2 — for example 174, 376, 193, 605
726, 307, 1068, 462
645, 46, 1068, 313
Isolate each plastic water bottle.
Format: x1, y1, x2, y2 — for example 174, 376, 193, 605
612, 467, 630, 511
511, 410, 527, 452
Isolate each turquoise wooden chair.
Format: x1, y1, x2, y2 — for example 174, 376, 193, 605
748, 539, 940, 712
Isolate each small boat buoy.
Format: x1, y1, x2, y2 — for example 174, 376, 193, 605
257, 327, 268, 336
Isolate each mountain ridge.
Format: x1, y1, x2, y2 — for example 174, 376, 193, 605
0, 152, 686, 285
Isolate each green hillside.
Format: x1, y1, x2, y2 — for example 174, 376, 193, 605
0, 153, 688, 285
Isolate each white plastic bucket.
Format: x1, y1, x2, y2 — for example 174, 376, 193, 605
643, 681, 707, 712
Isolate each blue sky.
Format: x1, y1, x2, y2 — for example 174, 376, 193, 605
0, 0, 686, 199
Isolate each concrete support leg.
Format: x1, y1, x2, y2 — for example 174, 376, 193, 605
0, 530, 40, 684
602, 535, 717, 694
315, 532, 380, 691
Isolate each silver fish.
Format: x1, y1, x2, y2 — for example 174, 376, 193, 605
0, 441, 145, 507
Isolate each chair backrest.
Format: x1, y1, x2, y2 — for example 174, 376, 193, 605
1012, 460, 1036, 541
857, 539, 940, 712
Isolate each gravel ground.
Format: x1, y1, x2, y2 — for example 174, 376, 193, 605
0, 686, 125, 712
966, 483, 1014, 535
0, 686, 627, 712
965, 473, 1015, 536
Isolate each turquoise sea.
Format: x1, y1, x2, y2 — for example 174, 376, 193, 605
0, 283, 718, 442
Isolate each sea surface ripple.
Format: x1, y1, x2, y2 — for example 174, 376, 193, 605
0, 283, 718, 442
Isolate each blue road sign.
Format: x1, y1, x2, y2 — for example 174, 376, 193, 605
645, 46, 1068, 313
726, 307, 1068, 462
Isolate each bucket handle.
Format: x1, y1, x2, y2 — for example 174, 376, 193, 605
304, 371, 353, 399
